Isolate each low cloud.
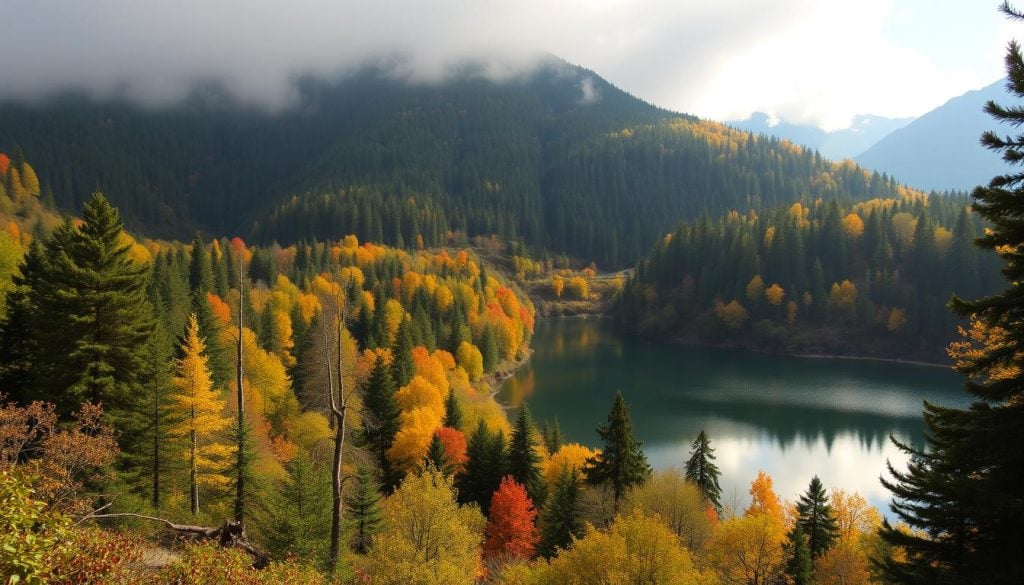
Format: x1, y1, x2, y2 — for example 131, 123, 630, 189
0, 0, 1007, 128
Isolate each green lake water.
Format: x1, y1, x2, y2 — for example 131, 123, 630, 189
498, 318, 968, 513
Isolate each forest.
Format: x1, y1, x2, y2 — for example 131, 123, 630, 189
616, 191, 1004, 360
0, 153, 909, 584
0, 59, 928, 268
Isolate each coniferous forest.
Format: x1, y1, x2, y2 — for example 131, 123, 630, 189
1, 3, 1024, 584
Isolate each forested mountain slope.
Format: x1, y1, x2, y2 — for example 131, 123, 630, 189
0, 58, 911, 267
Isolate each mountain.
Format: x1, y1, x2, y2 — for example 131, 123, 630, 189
729, 113, 914, 160
855, 79, 1010, 192
0, 57, 908, 268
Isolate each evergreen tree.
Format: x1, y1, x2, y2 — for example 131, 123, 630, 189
443, 389, 463, 431
584, 390, 651, 503
541, 419, 562, 455
0, 240, 43, 402
508, 404, 546, 506
423, 433, 453, 476
31, 193, 154, 425
259, 450, 332, 567
880, 6, 1024, 583
361, 354, 402, 491
684, 429, 722, 515
457, 420, 507, 514
188, 235, 214, 295
794, 475, 838, 560
481, 325, 499, 372
784, 523, 813, 585
537, 464, 583, 558
390, 319, 414, 387
345, 466, 383, 555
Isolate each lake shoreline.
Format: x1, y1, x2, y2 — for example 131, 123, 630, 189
532, 314, 954, 369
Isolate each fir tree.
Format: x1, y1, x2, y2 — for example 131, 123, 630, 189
0, 240, 43, 402
795, 475, 838, 560
481, 325, 499, 372
361, 354, 402, 491
345, 466, 383, 554
584, 390, 651, 503
684, 429, 722, 515
423, 433, 453, 476
31, 193, 154, 424
457, 420, 507, 514
509, 404, 546, 506
784, 523, 813, 585
260, 450, 332, 567
443, 389, 463, 431
390, 319, 414, 387
879, 6, 1024, 583
537, 464, 583, 558
541, 419, 562, 455
188, 235, 214, 295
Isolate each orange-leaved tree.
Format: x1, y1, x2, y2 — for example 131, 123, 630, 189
483, 476, 539, 562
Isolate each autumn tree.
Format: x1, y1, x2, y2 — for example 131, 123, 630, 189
170, 314, 233, 515
366, 468, 484, 585
483, 476, 539, 563
685, 429, 722, 515
625, 468, 715, 552
584, 390, 651, 504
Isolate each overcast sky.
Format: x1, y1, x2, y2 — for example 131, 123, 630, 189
0, 0, 1010, 130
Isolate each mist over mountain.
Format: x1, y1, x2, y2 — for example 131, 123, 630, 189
855, 79, 1010, 192
0, 58, 909, 268
729, 113, 914, 160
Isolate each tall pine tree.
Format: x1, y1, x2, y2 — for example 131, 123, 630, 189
684, 429, 722, 515
508, 404, 546, 506
584, 390, 651, 503
879, 5, 1024, 583
794, 475, 838, 560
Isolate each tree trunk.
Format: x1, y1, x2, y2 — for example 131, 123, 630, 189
235, 252, 245, 522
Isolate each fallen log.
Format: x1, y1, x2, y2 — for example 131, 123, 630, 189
89, 514, 269, 568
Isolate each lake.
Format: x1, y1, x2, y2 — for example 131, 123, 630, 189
498, 318, 969, 514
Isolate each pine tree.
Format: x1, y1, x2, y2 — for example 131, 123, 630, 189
361, 354, 402, 491
684, 429, 722, 515
170, 313, 233, 515
795, 475, 838, 560
878, 6, 1024, 584
345, 466, 383, 554
457, 420, 507, 514
390, 319, 414, 386
423, 433, 453, 475
260, 451, 332, 567
0, 240, 43, 402
443, 389, 463, 431
31, 194, 154, 424
509, 404, 546, 506
481, 325, 499, 372
784, 523, 813, 585
537, 464, 583, 558
584, 390, 651, 503
188, 235, 214, 295
541, 419, 562, 455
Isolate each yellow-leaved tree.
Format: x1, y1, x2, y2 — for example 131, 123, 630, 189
171, 314, 234, 515
366, 468, 485, 584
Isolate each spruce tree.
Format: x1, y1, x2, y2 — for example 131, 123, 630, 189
260, 451, 332, 566
878, 6, 1024, 584
390, 319, 414, 387
541, 419, 562, 454
443, 389, 463, 431
345, 466, 383, 554
31, 194, 154, 424
188, 235, 214, 295
538, 464, 583, 558
361, 354, 402, 491
584, 390, 651, 503
0, 240, 43, 402
509, 404, 546, 506
684, 429, 722, 515
423, 433, 453, 475
784, 523, 813, 585
457, 420, 507, 514
794, 475, 838, 560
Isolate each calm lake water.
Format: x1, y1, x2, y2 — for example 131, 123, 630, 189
498, 318, 969, 514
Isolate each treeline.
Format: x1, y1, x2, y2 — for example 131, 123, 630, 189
617, 193, 1003, 359
1, 60, 920, 268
